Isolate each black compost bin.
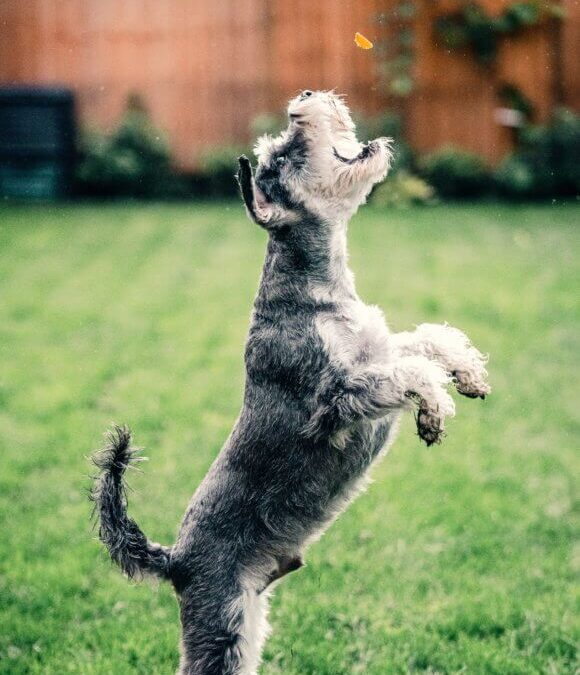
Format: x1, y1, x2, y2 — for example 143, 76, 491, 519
0, 86, 76, 200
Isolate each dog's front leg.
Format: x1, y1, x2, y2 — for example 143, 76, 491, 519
389, 324, 490, 399
306, 356, 455, 446
333, 137, 393, 190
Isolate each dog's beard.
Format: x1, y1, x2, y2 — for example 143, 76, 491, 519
287, 92, 362, 162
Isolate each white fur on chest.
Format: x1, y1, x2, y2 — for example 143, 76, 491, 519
316, 300, 392, 368
307, 218, 392, 370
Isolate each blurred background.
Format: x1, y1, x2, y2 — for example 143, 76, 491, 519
0, 0, 578, 202
0, 3, 578, 674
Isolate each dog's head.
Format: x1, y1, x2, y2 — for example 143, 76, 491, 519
237, 90, 392, 230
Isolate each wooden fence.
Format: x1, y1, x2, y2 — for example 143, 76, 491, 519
0, 0, 577, 167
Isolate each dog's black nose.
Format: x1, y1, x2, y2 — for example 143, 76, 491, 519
301, 90, 313, 99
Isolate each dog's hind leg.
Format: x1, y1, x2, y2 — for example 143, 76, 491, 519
177, 579, 270, 675
234, 585, 271, 675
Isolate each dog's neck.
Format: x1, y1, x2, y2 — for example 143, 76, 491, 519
253, 215, 357, 317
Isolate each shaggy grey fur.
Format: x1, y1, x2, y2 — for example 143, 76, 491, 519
91, 91, 489, 675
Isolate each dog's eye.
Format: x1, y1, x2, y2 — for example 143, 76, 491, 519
276, 156, 287, 166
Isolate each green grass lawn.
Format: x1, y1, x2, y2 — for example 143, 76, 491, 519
0, 201, 578, 674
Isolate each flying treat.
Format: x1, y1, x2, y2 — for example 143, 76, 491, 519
354, 32, 373, 50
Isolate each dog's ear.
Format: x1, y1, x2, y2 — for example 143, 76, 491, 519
236, 156, 295, 230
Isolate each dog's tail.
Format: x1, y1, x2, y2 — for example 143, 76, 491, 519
90, 425, 172, 580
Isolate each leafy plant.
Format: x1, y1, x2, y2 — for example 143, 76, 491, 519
196, 145, 251, 198
495, 108, 580, 198
76, 95, 181, 198
372, 171, 435, 208
435, 1, 563, 65
494, 156, 535, 197
419, 147, 491, 199
374, 1, 417, 98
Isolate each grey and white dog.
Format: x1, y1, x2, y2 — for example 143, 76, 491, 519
91, 90, 490, 674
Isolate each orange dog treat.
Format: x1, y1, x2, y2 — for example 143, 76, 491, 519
354, 32, 373, 50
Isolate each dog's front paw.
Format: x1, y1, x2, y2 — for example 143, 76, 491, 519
416, 403, 444, 446
453, 368, 490, 400
406, 364, 455, 447
413, 323, 490, 401
415, 395, 454, 446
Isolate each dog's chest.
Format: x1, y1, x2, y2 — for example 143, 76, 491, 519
316, 301, 391, 367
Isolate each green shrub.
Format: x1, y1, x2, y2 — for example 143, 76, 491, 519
494, 155, 535, 198
196, 145, 250, 198
435, 1, 553, 65
372, 171, 435, 208
419, 147, 491, 199
76, 96, 182, 198
495, 108, 580, 199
